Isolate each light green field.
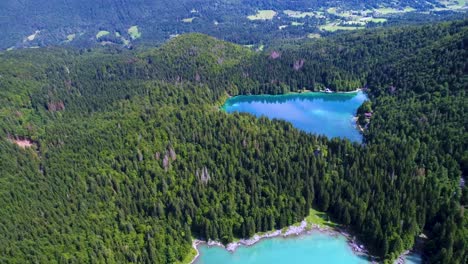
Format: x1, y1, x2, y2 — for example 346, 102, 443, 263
320, 23, 364, 32
307, 33, 321, 39
66, 34, 76, 42
343, 21, 366, 26
374, 6, 415, 14
323, 6, 392, 29
436, 0, 466, 10
360, 17, 387, 23
121, 38, 130, 46
182, 17, 196, 23
305, 208, 339, 229
115, 31, 121, 37
327, 7, 338, 14
327, 5, 416, 17
96, 30, 110, 39
329, 9, 366, 20
247, 10, 277, 20
127, 26, 141, 40
291, 21, 305, 26
283, 10, 315, 18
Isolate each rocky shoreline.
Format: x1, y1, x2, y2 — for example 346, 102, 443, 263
190, 219, 369, 263
319, 88, 363, 94
395, 250, 411, 264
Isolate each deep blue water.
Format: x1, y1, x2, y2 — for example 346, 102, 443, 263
222, 91, 368, 142
195, 231, 369, 264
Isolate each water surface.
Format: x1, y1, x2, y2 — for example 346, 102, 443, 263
195, 231, 368, 264
222, 91, 368, 142
404, 253, 422, 264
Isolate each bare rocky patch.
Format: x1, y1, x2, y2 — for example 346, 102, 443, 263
47, 101, 65, 112
8, 136, 35, 148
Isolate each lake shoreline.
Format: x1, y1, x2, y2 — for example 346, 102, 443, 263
190, 219, 370, 264
320, 88, 363, 94
287, 88, 362, 95
227, 88, 363, 99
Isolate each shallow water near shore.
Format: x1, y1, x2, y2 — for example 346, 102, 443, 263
195, 231, 369, 264
222, 91, 368, 142
404, 253, 422, 264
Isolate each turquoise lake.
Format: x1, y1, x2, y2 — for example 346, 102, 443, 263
405, 253, 422, 264
222, 91, 368, 142
195, 231, 369, 264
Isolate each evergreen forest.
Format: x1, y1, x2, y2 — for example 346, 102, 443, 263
0, 20, 467, 263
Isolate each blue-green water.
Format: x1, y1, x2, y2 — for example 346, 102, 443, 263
195, 231, 368, 264
222, 91, 368, 142
404, 253, 422, 264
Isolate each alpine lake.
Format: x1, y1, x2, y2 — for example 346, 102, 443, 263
222, 90, 368, 143
194, 90, 422, 264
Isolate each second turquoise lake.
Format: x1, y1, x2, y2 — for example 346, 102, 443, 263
222, 91, 368, 142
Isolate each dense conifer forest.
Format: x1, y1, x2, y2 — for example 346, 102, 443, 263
0, 20, 466, 263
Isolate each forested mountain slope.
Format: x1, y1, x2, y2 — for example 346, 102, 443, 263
1, 0, 466, 50
0, 21, 467, 263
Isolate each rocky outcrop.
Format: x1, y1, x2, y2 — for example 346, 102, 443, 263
47, 101, 65, 112
293, 59, 305, 71
269, 51, 281, 59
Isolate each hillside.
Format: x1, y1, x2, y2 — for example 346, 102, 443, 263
0, 21, 467, 263
0, 0, 466, 50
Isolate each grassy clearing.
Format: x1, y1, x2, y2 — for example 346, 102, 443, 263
307, 33, 321, 39
323, 7, 388, 27
128, 26, 141, 40
360, 17, 387, 23
283, 10, 315, 18
291, 21, 304, 26
320, 23, 364, 32
305, 208, 339, 229
327, 7, 338, 14
374, 7, 415, 14
247, 10, 277, 20
96, 30, 110, 39
122, 38, 130, 46
343, 21, 366, 26
437, 0, 466, 10
182, 17, 196, 23
66, 34, 75, 42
